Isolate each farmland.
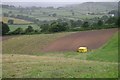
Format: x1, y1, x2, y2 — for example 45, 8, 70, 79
2, 29, 118, 78
2, 17, 33, 24
1, 2, 119, 78
1, 2, 118, 33
1, 17, 40, 32
8, 24, 40, 32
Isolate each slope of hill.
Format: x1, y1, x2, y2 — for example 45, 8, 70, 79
2, 29, 118, 78
2, 2, 118, 21
87, 32, 118, 62
65, 2, 118, 13
2, 17, 33, 24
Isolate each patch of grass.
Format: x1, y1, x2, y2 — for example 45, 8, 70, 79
2, 17, 33, 24
41, 51, 88, 60
8, 24, 40, 32
87, 32, 118, 62
2, 54, 118, 78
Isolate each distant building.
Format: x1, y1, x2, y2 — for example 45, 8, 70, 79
111, 14, 115, 17
108, 13, 115, 17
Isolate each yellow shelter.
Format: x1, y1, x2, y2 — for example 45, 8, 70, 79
77, 47, 88, 53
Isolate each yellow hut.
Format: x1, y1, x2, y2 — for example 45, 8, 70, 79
77, 47, 87, 53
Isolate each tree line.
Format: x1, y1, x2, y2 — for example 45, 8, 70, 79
1, 15, 119, 35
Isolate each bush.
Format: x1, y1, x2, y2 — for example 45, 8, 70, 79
49, 22, 60, 32
97, 20, 103, 26
115, 17, 120, 27
49, 22, 68, 32
25, 25, 34, 33
1, 22, 10, 35
8, 19, 14, 24
40, 24, 49, 33
82, 21, 89, 28
106, 17, 116, 24
12, 27, 24, 34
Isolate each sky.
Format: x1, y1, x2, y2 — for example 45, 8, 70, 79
1, 0, 119, 2
1, 0, 118, 8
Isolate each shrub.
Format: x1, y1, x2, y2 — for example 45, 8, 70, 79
25, 26, 34, 33
12, 27, 24, 34
82, 21, 89, 28
97, 20, 103, 26
8, 19, 14, 24
49, 22, 68, 32
40, 24, 49, 33
1, 22, 10, 35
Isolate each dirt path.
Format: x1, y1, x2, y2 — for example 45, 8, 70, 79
43, 28, 118, 52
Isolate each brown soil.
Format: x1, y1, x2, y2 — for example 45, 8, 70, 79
43, 28, 118, 52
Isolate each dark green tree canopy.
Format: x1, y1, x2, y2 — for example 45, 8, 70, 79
8, 19, 14, 24
97, 20, 103, 26
25, 25, 34, 33
1, 22, 10, 35
82, 21, 89, 28
13, 27, 24, 34
40, 24, 49, 32
49, 22, 68, 32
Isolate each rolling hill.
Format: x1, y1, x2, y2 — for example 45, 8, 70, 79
2, 17, 33, 24
65, 2, 118, 13
2, 2, 118, 21
2, 29, 118, 78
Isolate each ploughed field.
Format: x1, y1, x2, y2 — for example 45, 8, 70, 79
43, 28, 117, 52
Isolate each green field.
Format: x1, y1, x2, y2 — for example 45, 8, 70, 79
2, 32, 118, 78
3, 4, 107, 22
8, 24, 40, 32
2, 17, 33, 24
87, 33, 118, 62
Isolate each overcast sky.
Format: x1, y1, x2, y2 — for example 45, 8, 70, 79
1, 0, 119, 2
1, 0, 118, 8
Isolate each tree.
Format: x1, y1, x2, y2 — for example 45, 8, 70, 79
115, 17, 120, 27
82, 21, 89, 28
13, 27, 24, 34
72, 12, 75, 16
40, 24, 49, 32
70, 20, 74, 27
8, 19, 14, 24
101, 15, 108, 21
8, 11, 12, 14
3, 13, 9, 17
75, 20, 83, 27
106, 17, 116, 24
0, 23, 1, 36
1, 22, 10, 35
25, 26, 34, 33
58, 22, 69, 31
49, 22, 68, 32
97, 20, 103, 26
52, 13, 57, 17
49, 22, 60, 32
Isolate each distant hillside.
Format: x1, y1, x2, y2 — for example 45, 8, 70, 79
2, 17, 33, 24
65, 2, 118, 13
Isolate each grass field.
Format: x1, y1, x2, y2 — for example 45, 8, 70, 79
2, 17, 33, 24
2, 7, 103, 21
3, 54, 118, 78
87, 32, 118, 62
8, 24, 40, 32
2, 31, 118, 78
